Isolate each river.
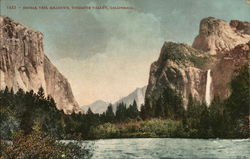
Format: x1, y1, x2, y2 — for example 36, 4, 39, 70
67, 138, 250, 159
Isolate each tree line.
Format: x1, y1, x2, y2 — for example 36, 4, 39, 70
0, 86, 141, 139
0, 65, 248, 140
142, 64, 249, 138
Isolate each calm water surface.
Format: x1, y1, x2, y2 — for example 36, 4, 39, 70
70, 138, 250, 159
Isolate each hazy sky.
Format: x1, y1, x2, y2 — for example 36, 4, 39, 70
1, 0, 249, 105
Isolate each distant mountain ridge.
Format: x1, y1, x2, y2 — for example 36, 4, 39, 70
81, 100, 109, 114
81, 86, 147, 113
114, 86, 147, 110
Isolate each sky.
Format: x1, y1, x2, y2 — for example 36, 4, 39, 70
1, 0, 249, 105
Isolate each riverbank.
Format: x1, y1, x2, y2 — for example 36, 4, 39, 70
87, 118, 249, 140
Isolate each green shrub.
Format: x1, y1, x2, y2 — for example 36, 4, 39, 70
89, 123, 120, 139
0, 107, 19, 140
0, 124, 91, 159
140, 119, 183, 137
89, 119, 184, 139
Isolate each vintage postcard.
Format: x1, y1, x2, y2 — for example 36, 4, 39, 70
0, 0, 249, 158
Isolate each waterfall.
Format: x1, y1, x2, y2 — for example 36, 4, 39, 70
205, 69, 212, 106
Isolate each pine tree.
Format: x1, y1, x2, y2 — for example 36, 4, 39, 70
225, 65, 250, 138
154, 86, 184, 119
140, 104, 147, 120
37, 87, 45, 99
209, 96, 224, 137
87, 108, 94, 115
115, 102, 127, 122
127, 100, 139, 119
198, 102, 210, 138
105, 104, 115, 122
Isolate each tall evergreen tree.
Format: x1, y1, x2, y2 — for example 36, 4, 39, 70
116, 102, 127, 122
153, 86, 184, 119
37, 87, 45, 99
209, 96, 225, 137
105, 104, 115, 122
198, 102, 211, 138
127, 100, 139, 119
140, 104, 147, 120
87, 108, 94, 115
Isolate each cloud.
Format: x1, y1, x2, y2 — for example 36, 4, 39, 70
4, 0, 248, 105
54, 0, 164, 105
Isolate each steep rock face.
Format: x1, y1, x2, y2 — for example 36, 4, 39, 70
211, 43, 249, 100
0, 16, 46, 92
43, 56, 80, 113
0, 16, 80, 114
192, 17, 250, 55
145, 17, 249, 110
145, 42, 210, 108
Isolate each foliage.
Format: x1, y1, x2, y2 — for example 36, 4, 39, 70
224, 65, 250, 138
0, 107, 19, 140
181, 65, 249, 138
115, 102, 127, 122
145, 86, 184, 120
162, 42, 208, 68
126, 100, 139, 119
143, 65, 249, 139
105, 104, 115, 122
0, 64, 248, 142
0, 124, 91, 159
189, 55, 208, 68
89, 119, 184, 139
0, 87, 65, 139
140, 119, 184, 137
89, 123, 120, 138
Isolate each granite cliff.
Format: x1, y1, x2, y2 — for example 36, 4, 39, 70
0, 16, 80, 114
145, 17, 250, 112
192, 17, 250, 55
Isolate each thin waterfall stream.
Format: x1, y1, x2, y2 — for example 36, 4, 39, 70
205, 69, 212, 106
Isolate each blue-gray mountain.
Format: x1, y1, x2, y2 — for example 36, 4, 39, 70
81, 86, 147, 114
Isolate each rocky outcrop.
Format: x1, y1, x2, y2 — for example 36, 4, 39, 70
0, 15, 80, 114
192, 17, 250, 55
43, 56, 80, 113
145, 17, 249, 110
211, 42, 249, 100
145, 42, 210, 109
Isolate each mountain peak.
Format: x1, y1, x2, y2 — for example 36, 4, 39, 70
199, 17, 227, 35
192, 17, 250, 55
82, 86, 147, 113
81, 100, 109, 114
93, 100, 108, 104
114, 86, 147, 110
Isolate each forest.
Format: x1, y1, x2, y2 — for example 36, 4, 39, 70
0, 65, 249, 158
